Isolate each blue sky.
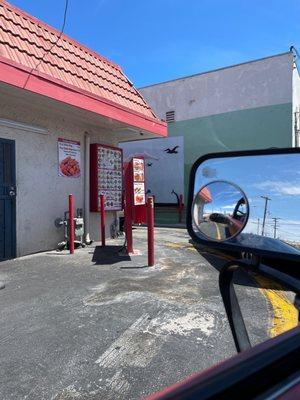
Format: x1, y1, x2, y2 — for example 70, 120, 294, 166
200, 182, 244, 214
195, 153, 300, 242
10, 0, 300, 87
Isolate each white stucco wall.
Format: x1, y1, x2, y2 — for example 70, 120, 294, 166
121, 136, 184, 203
140, 52, 293, 121
0, 89, 118, 256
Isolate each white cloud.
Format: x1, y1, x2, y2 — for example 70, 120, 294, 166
254, 180, 300, 196
222, 204, 236, 210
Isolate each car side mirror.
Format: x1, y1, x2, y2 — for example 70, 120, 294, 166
187, 148, 300, 352
187, 148, 300, 263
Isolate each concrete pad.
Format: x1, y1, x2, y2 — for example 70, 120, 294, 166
0, 227, 272, 399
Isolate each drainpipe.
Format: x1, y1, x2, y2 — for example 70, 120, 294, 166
84, 132, 92, 244
294, 110, 300, 147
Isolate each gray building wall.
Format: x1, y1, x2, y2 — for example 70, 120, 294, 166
137, 52, 295, 200
140, 52, 293, 122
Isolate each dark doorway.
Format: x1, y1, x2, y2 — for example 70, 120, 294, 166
0, 138, 16, 260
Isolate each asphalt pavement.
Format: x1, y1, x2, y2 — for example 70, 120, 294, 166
0, 227, 274, 399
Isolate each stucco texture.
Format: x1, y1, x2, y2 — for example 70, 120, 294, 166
140, 53, 293, 122
0, 88, 118, 256
168, 102, 293, 197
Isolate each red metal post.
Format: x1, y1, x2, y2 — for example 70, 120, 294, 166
124, 199, 133, 253
100, 194, 106, 247
68, 194, 75, 254
179, 194, 184, 223
147, 196, 155, 267
123, 161, 134, 254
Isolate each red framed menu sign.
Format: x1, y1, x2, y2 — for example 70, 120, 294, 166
132, 157, 146, 205
90, 144, 123, 211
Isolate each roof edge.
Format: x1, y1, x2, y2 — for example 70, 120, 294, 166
1, 0, 121, 70
139, 51, 293, 90
0, 57, 167, 136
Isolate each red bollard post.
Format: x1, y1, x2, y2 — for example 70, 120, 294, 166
69, 194, 75, 254
147, 196, 155, 267
179, 194, 183, 223
124, 198, 133, 254
100, 194, 106, 247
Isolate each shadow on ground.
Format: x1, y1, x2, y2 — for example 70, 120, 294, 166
92, 246, 131, 265
189, 240, 290, 291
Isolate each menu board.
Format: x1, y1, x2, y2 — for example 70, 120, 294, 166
98, 146, 122, 210
133, 158, 146, 205
90, 144, 123, 211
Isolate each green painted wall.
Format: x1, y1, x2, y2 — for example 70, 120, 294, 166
168, 102, 293, 198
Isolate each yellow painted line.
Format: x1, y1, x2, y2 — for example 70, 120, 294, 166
186, 247, 197, 252
164, 240, 298, 336
253, 275, 298, 337
164, 242, 198, 251
205, 251, 298, 336
213, 223, 222, 241
218, 254, 298, 336
165, 242, 187, 249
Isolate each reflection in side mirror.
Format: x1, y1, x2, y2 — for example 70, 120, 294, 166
187, 149, 300, 260
192, 181, 249, 241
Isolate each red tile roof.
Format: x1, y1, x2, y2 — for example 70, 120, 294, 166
0, 0, 166, 134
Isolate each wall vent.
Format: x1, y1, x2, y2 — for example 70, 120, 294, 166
165, 110, 175, 123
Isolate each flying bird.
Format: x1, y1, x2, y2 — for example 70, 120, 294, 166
164, 146, 179, 154
147, 162, 153, 167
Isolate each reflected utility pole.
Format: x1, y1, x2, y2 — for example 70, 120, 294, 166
272, 217, 281, 239
261, 196, 271, 236
257, 218, 260, 235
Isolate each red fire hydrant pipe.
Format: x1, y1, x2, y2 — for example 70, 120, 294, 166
147, 196, 155, 267
100, 194, 106, 247
69, 194, 75, 254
